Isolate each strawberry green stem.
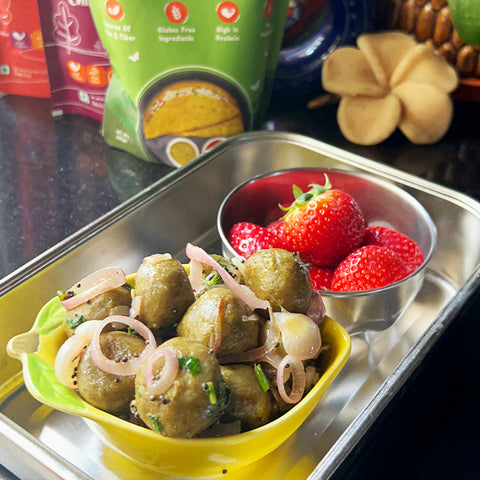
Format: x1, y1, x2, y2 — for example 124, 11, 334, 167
280, 174, 332, 216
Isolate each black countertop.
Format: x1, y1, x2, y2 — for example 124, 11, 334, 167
1, 93, 480, 479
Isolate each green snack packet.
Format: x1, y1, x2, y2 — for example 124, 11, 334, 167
89, 0, 289, 166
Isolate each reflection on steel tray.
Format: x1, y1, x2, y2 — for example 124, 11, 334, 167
2, 131, 480, 480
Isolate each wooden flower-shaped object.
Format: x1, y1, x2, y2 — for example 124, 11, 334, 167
322, 31, 459, 145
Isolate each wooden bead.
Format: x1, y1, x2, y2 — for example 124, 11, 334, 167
456, 45, 476, 76
433, 7, 453, 44
437, 42, 455, 64
400, 1, 418, 32
416, 3, 436, 41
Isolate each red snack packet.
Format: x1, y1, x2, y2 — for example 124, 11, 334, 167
0, 0, 50, 97
37, 0, 112, 120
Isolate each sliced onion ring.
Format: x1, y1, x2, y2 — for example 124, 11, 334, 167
144, 347, 179, 396
273, 311, 321, 361
306, 290, 326, 325
54, 334, 91, 388
90, 315, 157, 376
185, 243, 270, 311
74, 319, 103, 339
276, 355, 306, 404
130, 295, 142, 318
188, 258, 204, 294
260, 315, 283, 369
61, 266, 127, 311
262, 347, 284, 370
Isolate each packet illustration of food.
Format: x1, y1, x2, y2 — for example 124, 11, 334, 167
0, 0, 50, 98
88, 0, 289, 166
38, 0, 112, 121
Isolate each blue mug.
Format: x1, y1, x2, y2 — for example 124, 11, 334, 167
273, 0, 377, 98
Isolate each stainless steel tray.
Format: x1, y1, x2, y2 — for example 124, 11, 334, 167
2, 131, 480, 480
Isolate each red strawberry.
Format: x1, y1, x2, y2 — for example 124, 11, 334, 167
266, 218, 288, 249
309, 266, 334, 291
363, 226, 424, 275
331, 245, 408, 292
281, 176, 366, 268
228, 222, 278, 258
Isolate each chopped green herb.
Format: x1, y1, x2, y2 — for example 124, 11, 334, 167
147, 413, 163, 432
204, 377, 229, 422
216, 258, 236, 276
126, 327, 139, 336
203, 381, 217, 404
203, 271, 221, 286
178, 356, 202, 376
216, 258, 228, 269
122, 283, 134, 291
65, 314, 86, 330
254, 363, 270, 392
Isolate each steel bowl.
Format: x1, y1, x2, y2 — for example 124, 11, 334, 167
217, 167, 437, 333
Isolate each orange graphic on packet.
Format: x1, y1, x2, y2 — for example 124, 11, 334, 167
31, 30, 44, 50
67, 60, 86, 83
217, 1, 240, 23
165, 2, 188, 24
86, 65, 107, 87
264, 0, 274, 19
105, 0, 124, 21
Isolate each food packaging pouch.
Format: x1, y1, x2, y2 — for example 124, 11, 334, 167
0, 0, 50, 98
88, 0, 289, 166
38, 0, 112, 121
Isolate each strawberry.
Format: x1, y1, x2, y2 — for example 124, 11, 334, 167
363, 225, 424, 275
331, 245, 408, 292
281, 176, 366, 268
266, 218, 288, 249
308, 266, 334, 291
228, 222, 278, 258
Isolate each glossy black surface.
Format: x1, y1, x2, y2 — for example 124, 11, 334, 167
0, 95, 174, 279
1, 93, 480, 479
